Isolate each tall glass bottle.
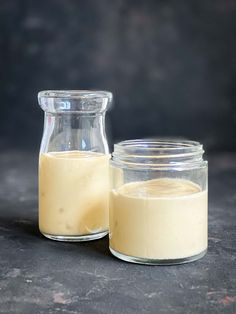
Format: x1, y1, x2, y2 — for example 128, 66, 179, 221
38, 90, 112, 241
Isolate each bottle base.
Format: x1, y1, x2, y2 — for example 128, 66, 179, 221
42, 230, 108, 242
109, 247, 207, 265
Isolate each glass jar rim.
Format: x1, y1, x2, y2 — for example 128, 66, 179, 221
112, 139, 206, 169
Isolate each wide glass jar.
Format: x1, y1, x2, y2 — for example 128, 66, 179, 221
109, 139, 208, 265
38, 90, 112, 241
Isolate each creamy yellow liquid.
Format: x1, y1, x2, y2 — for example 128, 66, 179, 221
39, 151, 109, 236
110, 178, 208, 260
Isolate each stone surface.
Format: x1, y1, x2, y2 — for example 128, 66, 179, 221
0, 150, 235, 314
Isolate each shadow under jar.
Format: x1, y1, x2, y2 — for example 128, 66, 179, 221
109, 139, 208, 265
38, 90, 112, 241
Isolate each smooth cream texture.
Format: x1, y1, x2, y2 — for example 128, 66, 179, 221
110, 178, 207, 260
39, 151, 109, 236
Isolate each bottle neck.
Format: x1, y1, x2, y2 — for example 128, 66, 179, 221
40, 112, 109, 154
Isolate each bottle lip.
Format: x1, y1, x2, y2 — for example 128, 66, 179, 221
38, 90, 113, 100
38, 90, 113, 113
112, 139, 206, 169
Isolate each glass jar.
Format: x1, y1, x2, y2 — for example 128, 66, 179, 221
110, 139, 208, 265
38, 90, 112, 241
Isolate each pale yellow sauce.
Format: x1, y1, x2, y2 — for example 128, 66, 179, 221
39, 151, 109, 236
110, 178, 207, 260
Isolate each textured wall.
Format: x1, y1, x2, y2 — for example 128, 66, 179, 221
0, 0, 235, 151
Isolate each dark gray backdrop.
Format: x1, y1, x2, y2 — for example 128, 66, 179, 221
0, 0, 235, 151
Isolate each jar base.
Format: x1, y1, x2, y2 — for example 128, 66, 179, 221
109, 247, 207, 265
42, 230, 108, 242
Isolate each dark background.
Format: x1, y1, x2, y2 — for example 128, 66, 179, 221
0, 0, 235, 152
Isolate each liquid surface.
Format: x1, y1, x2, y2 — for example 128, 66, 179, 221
109, 178, 208, 260
39, 151, 110, 236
